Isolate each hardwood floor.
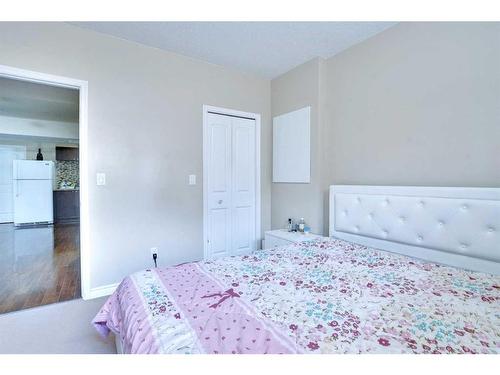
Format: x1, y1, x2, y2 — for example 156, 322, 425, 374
0, 223, 80, 314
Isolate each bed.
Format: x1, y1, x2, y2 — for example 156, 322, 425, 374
93, 185, 500, 354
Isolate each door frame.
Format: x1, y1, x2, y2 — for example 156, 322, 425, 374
0, 64, 91, 300
202, 105, 261, 260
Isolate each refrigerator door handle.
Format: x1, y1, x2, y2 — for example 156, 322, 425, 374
14, 180, 19, 197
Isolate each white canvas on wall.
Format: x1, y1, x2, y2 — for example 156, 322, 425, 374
273, 106, 310, 183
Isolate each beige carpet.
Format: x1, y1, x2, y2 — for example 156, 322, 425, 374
0, 297, 116, 354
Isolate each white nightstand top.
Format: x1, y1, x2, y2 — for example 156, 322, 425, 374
265, 229, 325, 242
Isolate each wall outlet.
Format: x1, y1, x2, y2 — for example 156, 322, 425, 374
188, 174, 196, 185
150, 247, 158, 255
96, 172, 106, 186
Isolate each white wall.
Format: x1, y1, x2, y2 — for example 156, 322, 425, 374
271, 22, 500, 235
0, 115, 79, 140
271, 58, 326, 234
0, 22, 272, 292
4, 21, 496, 295
324, 22, 500, 193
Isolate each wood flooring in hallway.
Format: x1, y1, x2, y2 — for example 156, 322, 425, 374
0, 223, 80, 314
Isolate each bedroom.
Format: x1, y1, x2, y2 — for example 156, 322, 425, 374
0, 0, 499, 373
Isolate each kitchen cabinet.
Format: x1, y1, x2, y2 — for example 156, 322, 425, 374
56, 147, 79, 161
53, 190, 80, 223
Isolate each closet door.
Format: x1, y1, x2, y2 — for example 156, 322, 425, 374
206, 113, 232, 258
231, 117, 256, 254
205, 112, 257, 259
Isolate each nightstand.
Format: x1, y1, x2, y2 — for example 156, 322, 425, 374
263, 229, 325, 249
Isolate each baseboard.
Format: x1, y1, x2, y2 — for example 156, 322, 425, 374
84, 283, 119, 300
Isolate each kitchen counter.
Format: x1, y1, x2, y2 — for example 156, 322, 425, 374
53, 188, 79, 191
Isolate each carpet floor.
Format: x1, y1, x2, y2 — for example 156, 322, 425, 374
0, 297, 116, 354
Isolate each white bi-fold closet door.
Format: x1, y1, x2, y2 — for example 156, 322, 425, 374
204, 110, 258, 259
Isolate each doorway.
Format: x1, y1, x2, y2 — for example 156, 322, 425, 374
203, 105, 261, 259
0, 65, 89, 314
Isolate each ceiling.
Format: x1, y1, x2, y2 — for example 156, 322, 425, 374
70, 22, 397, 78
0, 77, 79, 123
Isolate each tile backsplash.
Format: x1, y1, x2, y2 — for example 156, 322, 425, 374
56, 160, 79, 189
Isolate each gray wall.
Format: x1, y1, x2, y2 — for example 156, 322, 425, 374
0, 22, 272, 290
271, 58, 326, 234
271, 22, 500, 235
324, 22, 500, 189
2, 22, 498, 291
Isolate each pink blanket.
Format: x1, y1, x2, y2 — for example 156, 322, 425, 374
93, 238, 500, 354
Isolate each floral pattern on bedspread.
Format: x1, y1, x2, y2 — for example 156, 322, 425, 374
93, 238, 500, 354
201, 239, 500, 354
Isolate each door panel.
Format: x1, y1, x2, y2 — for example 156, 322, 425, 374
209, 124, 230, 193
231, 117, 256, 254
234, 206, 252, 251
208, 208, 231, 257
233, 126, 251, 191
207, 113, 232, 258
205, 112, 257, 259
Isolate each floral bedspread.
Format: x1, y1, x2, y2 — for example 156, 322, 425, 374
93, 238, 500, 354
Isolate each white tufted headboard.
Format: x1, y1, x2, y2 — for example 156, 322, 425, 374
329, 185, 500, 275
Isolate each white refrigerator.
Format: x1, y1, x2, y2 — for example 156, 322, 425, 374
13, 160, 54, 226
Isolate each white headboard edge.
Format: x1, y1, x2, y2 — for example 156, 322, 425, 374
329, 185, 500, 275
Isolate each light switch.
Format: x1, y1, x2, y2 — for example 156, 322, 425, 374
96, 172, 106, 186
188, 174, 196, 185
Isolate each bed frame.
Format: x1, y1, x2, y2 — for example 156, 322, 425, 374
329, 185, 500, 275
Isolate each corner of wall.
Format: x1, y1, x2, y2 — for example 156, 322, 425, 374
270, 57, 329, 235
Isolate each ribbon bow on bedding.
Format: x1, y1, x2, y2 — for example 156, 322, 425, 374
202, 288, 240, 309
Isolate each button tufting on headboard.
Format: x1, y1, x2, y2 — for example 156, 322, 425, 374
329, 185, 500, 275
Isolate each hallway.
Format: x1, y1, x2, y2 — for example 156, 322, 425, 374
0, 223, 80, 314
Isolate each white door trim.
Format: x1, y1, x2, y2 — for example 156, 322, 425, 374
202, 105, 261, 260
0, 64, 91, 300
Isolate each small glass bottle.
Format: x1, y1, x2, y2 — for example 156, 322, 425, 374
287, 218, 293, 232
